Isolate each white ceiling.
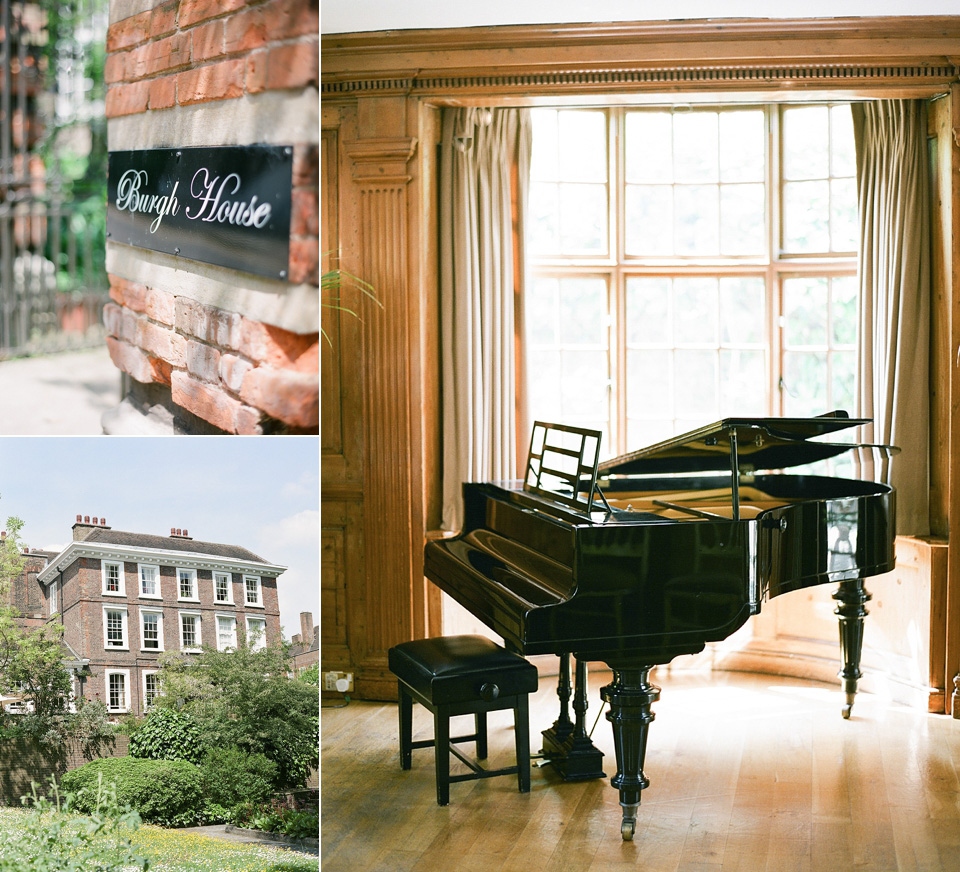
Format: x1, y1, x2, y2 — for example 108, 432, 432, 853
320, 0, 960, 34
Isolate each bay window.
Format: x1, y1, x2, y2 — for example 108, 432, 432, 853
526, 104, 858, 458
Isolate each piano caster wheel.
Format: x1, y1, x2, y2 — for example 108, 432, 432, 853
620, 803, 639, 841
842, 693, 855, 719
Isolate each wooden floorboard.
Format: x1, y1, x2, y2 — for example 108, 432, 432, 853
321, 669, 960, 871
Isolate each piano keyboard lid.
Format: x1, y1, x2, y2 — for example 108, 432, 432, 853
597, 410, 898, 477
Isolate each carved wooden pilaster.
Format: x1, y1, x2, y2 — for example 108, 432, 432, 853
343, 135, 420, 693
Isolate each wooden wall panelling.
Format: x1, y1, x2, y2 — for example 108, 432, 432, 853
342, 96, 422, 700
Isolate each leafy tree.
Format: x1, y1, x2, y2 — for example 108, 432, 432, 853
156, 644, 319, 788
0, 508, 72, 735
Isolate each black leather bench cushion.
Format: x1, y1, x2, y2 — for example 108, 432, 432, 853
389, 635, 538, 705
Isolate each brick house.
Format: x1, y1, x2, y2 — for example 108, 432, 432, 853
36, 515, 286, 717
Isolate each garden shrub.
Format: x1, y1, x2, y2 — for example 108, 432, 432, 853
127, 707, 204, 764
201, 746, 277, 810
61, 757, 205, 826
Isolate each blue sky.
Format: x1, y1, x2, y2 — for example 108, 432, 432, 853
0, 437, 319, 640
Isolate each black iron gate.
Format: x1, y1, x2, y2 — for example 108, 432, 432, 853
0, 0, 108, 357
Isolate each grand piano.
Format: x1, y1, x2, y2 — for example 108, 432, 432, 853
424, 413, 897, 840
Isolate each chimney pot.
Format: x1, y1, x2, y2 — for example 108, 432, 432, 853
183, 529, 188, 537
76, 514, 82, 522
84, 516, 90, 523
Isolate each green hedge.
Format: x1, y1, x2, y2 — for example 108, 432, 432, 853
60, 757, 206, 826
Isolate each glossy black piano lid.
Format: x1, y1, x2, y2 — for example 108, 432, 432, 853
598, 412, 880, 477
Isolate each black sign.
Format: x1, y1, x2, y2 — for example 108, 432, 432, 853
107, 145, 293, 280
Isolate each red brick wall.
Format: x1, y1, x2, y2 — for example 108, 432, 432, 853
104, 0, 318, 434
0, 736, 131, 806
55, 553, 283, 716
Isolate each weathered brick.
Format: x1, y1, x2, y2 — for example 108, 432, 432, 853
239, 366, 319, 429
108, 279, 176, 326
104, 51, 127, 85
137, 320, 187, 367
288, 236, 319, 285
245, 49, 267, 94
238, 319, 317, 369
292, 145, 319, 187
106, 11, 150, 53
224, 6, 267, 55
178, 58, 245, 105
151, 0, 179, 38
186, 339, 222, 383
265, 40, 318, 91
175, 297, 242, 349
291, 188, 319, 238
178, 0, 249, 29
106, 337, 167, 386
192, 20, 224, 63
266, 0, 320, 41
105, 81, 150, 118
171, 371, 245, 433
219, 353, 253, 394
149, 75, 177, 111
145, 32, 191, 76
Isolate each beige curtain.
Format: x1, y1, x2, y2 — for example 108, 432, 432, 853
439, 108, 531, 532
853, 100, 930, 536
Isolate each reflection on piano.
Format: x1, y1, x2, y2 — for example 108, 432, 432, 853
425, 413, 897, 840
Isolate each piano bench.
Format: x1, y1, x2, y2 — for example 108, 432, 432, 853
388, 634, 539, 806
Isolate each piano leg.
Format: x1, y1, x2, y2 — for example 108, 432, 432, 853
541, 655, 606, 780
601, 666, 660, 841
833, 578, 872, 719
542, 653, 575, 747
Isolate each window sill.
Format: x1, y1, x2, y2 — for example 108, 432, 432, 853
139, 594, 162, 600
102, 591, 126, 597
244, 602, 265, 609
177, 597, 201, 603
104, 646, 129, 652
140, 648, 163, 654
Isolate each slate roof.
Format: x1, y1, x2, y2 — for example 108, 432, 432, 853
81, 527, 271, 564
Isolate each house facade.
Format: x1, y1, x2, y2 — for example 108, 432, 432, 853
36, 515, 286, 717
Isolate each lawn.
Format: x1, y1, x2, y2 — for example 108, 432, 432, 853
0, 808, 319, 872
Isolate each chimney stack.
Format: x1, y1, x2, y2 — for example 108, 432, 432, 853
300, 612, 314, 641
169, 528, 193, 539
72, 513, 109, 541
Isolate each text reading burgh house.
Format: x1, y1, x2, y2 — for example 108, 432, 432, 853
36, 515, 286, 717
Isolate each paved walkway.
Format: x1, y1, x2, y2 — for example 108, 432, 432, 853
177, 824, 319, 856
0, 345, 121, 435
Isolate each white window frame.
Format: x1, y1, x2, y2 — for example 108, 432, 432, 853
138, 563, 161, 599
101, 560, 126, 597
102, 606, 129, 651
139, 607, 165, 653
105, 669, 130, 713
177, 567, 199, 602
142, 670, 161, 711
245, 616, 267, 651
216, 613, 237, 652
213, 571, 234, 605
179, 610, 203, 652
49, 579, 59, 615
243, 575, 263, 608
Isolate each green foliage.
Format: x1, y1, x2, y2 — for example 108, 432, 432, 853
0, 511, 72, 739
62, 757, 205, 827
156, 646, 319, 788
201, 747, 277, 811
0, 775, 149, 872
233, 801, 318, 841
128, 707, 204, 764
296, 663, 320, 686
